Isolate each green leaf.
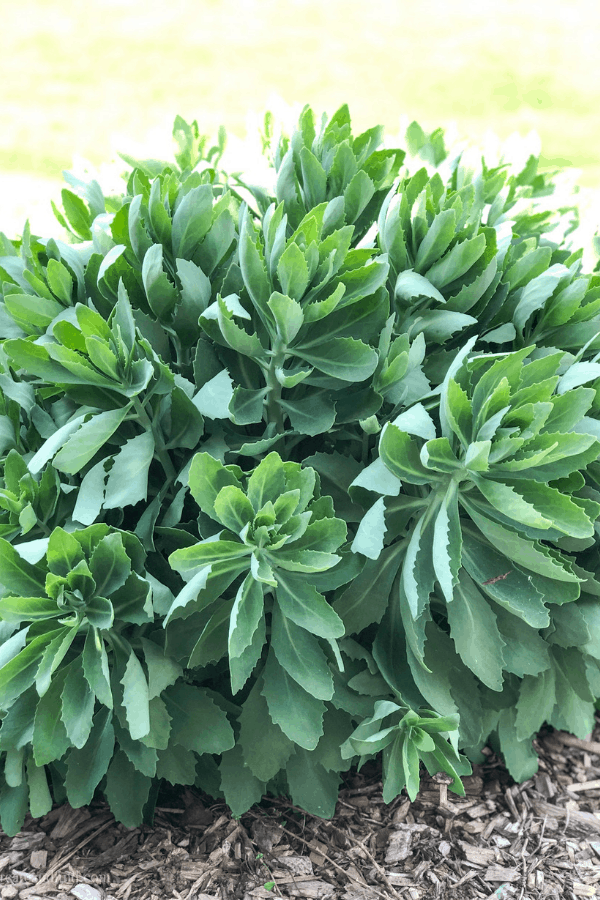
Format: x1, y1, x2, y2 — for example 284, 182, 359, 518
461, 502, 578, 585
121, 648, 150, 740
229, 612, 265, 694
497, 707, 539, 781
164, 682, 235, 754
513, 264, 569, 335
294, 337, 378, 382
402, 732, 422, 801
0, 538, 46, 597
238, 673, 295, 782
247, 452, 286, 512
0, 781, 28, 837
501, 480, 595, 539
65, 708, 115, 807
334, 540, 404, 633
46, 527, 85, 577
142, 243, 179, 320
379, 426, 432, 484
0, 629, 60, 709
192, 369, 233, 419
415, 208, 457, 273
82, 628, 113, 708
172, 184, 213, 258
271, 604, 333, 700
60, 188, 92, 239
35, 624, 80, 696
33, 668, 70, 765
82, 595, 113, 631
0, 688, 36, 752
169, 539, 251, 576
229, 573, 265, 659
426, 233, 486, 290
411, 310, 477, 344
286, 516, 347, 553
238, 206, 272, 327
105, 750, 152, 827
111, 572, 153, 624
140, 697, 171, 750
445, 378, 473, 447
279, 393, 336, 437
214, 486, 256, 534
0, 596, 59, 623
381, 733, 408, 804
344, 170, 375, 224
351, 497, 386, 560
286, 748, 340, 818
347, 720, 399, 755
229, 386, 268, 425
472, 476, 552, 531
219, 744, 265, 818
103, 432, 155, 509
140, 638, 183, 699
187, 452, 242, 520
156, 744, 197, 785
4, 293, 64, 330
402, 510, 437, 619
89, 533, 132, 597
546, 603, 590, 648
277, 242, 310, 302
26, 756, 52, 818
72, 458, 109, 526
432, 481, 462, 604
275, 569, 345, 638
272, 548, 341, 573
447, 573, 505, 690
261, 648, 325, 750
515, 669, 555, 740
395, 270, 445, 305
215, 296, 267, 359
61, 658, 96, 748
187, 598, 234, 667
493, 604, 551, 676
115, 720, 157, 776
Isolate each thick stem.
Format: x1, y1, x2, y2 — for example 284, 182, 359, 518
361, 431, 370, 465
264, 339, 286, 434
132, 397, 177, 482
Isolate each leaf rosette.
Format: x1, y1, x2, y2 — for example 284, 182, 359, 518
0, 523, 234, 830
167, 450, 347, 697
343, 702, 470, 802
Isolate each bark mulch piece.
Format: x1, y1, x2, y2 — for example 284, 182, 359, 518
4, 718, 600, 900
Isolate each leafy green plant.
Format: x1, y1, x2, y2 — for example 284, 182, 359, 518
0, 104, 599, 833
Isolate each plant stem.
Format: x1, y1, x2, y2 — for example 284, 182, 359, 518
361, 430, 370, 465
132, 397, 177, 482
264, 339, 286, 434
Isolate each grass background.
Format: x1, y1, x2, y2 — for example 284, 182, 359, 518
2, 0, 599, 239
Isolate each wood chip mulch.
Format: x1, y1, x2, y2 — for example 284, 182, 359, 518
4, 722, 600, 900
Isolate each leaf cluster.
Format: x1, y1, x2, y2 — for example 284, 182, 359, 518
0, 105, 599, 830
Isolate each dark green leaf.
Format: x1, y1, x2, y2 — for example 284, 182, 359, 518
271, 604, 333, 700
65, 708, 115, 807
105, 750, 152, 827
261, 649, 325, 750
61, 657, 96, 748
219, 744, 265, 817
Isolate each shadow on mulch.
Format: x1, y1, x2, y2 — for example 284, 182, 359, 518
3, 723, 600, 900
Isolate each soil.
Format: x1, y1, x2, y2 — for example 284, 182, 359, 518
3, 724, 600, 900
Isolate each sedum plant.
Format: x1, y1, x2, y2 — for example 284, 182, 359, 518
0, 104, 599, 832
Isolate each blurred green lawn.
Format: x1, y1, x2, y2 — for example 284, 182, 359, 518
2, 0, 599, 235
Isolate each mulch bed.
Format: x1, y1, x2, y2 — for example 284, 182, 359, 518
4, 723, 600, 900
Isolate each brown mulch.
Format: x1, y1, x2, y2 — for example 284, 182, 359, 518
4, 724, 600, 900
